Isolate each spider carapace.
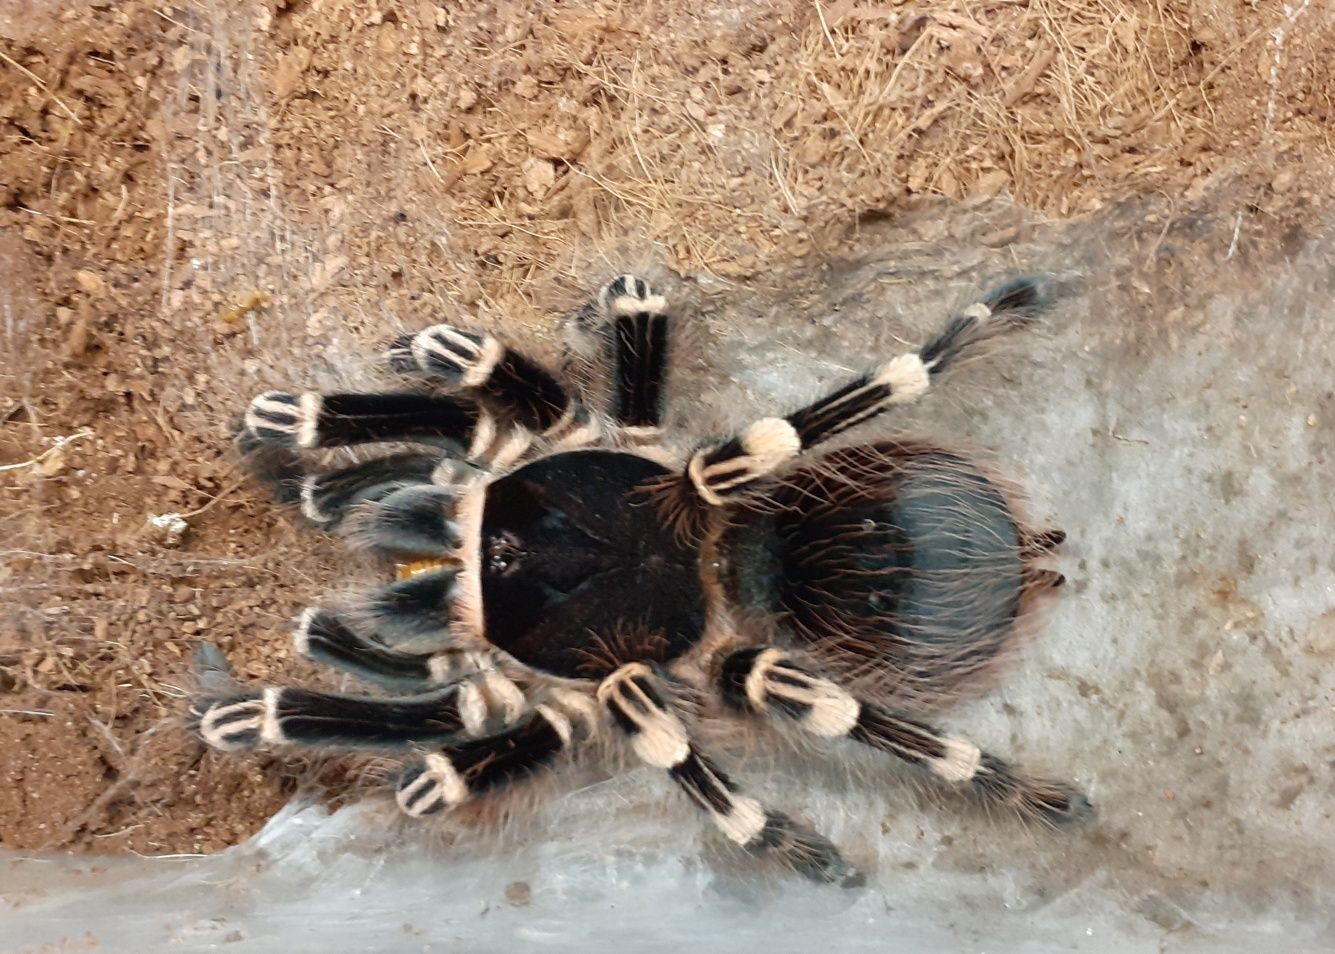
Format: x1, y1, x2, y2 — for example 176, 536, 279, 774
477, 451, 704, 677
193, 274, 1089, 885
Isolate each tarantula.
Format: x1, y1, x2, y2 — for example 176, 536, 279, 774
192, 273, 1090, 884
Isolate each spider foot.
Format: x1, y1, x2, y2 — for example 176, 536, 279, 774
753, 811, 861, 887
404, 324, 504, 388
1039, 785, 1095, 826
396, 753, 466, 817
192, 690, 273, 751
597, 274, 666, 318
973, 754, 1093, 827
244, 391, 317, 448
1022, 527, 1067, 558
193, 640, 235, 694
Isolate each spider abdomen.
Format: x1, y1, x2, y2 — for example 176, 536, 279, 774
478, 450, 707, 680
720, 442, 1028, 701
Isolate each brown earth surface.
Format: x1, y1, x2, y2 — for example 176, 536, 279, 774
1, 0, 1333, 856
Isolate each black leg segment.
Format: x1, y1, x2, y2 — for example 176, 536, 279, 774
484, 349, 573, 433
613, 310, 670, 428
345, 484, 460, 556
193, 684, 476, 751
244, 391, 482, 452
364, 568, 457, 645
393, 324, 582, 436
298, 452, 444, 526
600, 275, 670, 429
396, 712, 565, 816
395, 694, 594, 817
293, 608, 472, 688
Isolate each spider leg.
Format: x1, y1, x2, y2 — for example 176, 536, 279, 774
599, 663, 857, 885
394, 689, 599, 817
390, 323, 602, 451
292, 608, 506, 691
192, 678, 512, 752
243, 387, 537, 473
719, 647, 1092, 826
289, 452, 459, 528
245, 390, 482, 452
1021, 527, 1067, 558
340, 483, 461, 555
683, 277, 1052, 505
599, 275, 671, 444
255, 450, 476, 569
362, 566, 458, 645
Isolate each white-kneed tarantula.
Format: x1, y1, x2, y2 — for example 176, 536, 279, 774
192, 273, 1090, 885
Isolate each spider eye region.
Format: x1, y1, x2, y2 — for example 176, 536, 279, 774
484, 530, 524, 575
477, 450, 706, 680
